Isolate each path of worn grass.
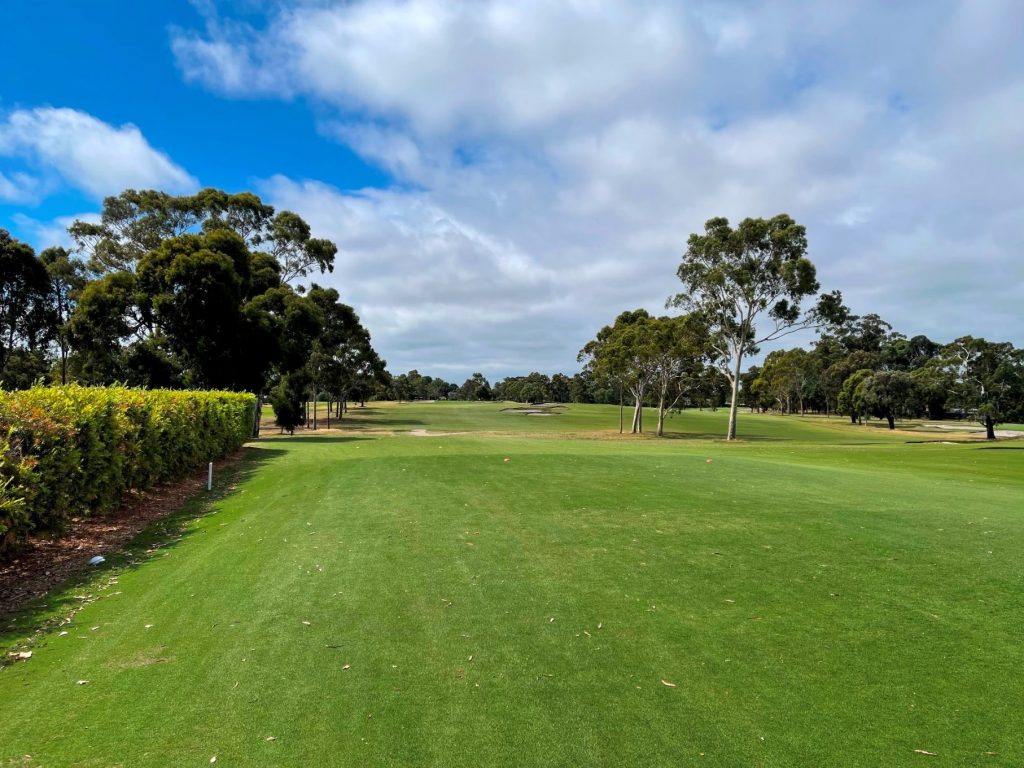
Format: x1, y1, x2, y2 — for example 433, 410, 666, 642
0, 406, 1021, 766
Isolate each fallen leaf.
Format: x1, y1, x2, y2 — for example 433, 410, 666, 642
468, 655, 473, 661
914, 749, 938, 756
549, 617, 555, 623
265, 736, 277, 741
210, 757, 217, 764
597, 622, 603, 630
661, 679, 677, 687
342, 664, 351, 670
76, 680, 89, 685
302, 620, 311, 625
144, 624, 153, 629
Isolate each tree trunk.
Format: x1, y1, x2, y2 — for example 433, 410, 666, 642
656, 392, 667, 437
252, 393, 262, 438
887, 415, 895, 430
312, 388, 318, 430
985, 414, 996, 440
849, 413, 857, 424
618, 383, 624, 434
326, 399, 331, 430
726, 350, 743, 440
631, 396, 642, 433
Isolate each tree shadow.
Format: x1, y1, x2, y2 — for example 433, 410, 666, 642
271, 435, 375, 444
0, 445, 285, 653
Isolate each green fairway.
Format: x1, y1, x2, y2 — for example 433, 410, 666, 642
2, 403, 1022, 766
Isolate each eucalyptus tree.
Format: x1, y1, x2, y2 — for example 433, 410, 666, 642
938, 336, 1024, 439
70, 188, 336, 287
647, 314, 710, 436
670, 215, 845, 439
40, 247, 87, 384
836, 369, 873, 424
305, 285, 385, 422
0, 230, 53, 387
579, 309, 658, 434
857, 371, 917, 430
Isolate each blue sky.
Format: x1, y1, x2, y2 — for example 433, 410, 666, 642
2, 1, 1022, 380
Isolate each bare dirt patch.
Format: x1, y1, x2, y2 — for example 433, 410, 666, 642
109, 647, 176, 669
0, 451, 247, 619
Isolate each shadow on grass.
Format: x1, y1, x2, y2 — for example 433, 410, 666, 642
0, 445, 284, 653
271, 435, 375, 444
657, 431, 787, 441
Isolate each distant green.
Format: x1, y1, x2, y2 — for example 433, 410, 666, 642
1, 402, 1021, 766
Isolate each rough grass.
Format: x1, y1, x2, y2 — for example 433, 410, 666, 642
1, 404, 1021, 766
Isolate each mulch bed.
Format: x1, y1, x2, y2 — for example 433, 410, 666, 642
0, 451, 246, 619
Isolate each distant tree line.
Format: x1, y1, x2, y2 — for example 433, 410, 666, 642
0, 188, 388, 436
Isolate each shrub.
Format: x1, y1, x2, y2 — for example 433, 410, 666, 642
0, 386, 255, 553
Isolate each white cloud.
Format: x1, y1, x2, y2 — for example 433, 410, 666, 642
10, 211, 101, 250
167, 0, 1024, 375
0, 107, 196, 199
0, 171, 46, 204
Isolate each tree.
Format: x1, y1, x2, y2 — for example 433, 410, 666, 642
70, 188, 336, 288
939, 337, 1024, 439
820, 350, 878, 417
837, 369, 873, 424
549, 373, 571, 403
857, 371, 917, 430
1, 230, 54, 387
757, 347, 820, 415
579, 310, 658, 434
670, 215, 845, 439
270, 375, 306, 435
40, 247, 87, 384
305, 286, 385, 422
647, 314, 710, 436
459, 373, 493, 401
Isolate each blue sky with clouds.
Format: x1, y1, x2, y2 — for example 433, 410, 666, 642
2, 0, 1022, 379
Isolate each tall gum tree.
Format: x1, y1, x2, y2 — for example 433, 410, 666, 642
669, 214, 845, 440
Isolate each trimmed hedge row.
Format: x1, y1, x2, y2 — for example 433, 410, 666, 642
0, 386, 256, 553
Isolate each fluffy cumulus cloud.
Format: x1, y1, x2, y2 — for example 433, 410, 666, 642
0, 107, 196, 201
175, 0, 1024, 377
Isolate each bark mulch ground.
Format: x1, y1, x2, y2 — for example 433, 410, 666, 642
0, 451, 246, 620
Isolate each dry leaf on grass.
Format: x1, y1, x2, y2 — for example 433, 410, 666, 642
661, 679, 677, 687
342, 664, 351, 670
265, 736, 277, 742
76, 679, 89, 685
913, 749, 938, 756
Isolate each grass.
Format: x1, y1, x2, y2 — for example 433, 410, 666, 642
1, 403, 1022, 766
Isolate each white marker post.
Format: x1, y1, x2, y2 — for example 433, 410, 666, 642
207, 462, 213, 491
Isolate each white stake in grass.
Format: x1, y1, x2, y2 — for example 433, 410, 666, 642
207, 462, 213, 491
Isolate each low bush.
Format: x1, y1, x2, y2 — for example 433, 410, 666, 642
0, 386, 255, 552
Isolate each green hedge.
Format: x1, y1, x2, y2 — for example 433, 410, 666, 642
0, 386, 255, 552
